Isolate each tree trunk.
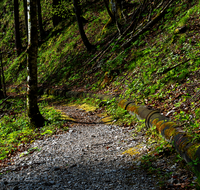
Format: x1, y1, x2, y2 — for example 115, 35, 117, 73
103, 0, 115, 21
14, 0, 22, 56
0, 53, 5, 99
27, 0, 45, 127
23, 0, 28, 40
110, 0, 122, 34
37, 0, 45, 40
73, 0, 94, 51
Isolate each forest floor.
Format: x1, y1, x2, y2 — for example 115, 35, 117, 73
0, 0, 200, 188
0, 100, 197, 189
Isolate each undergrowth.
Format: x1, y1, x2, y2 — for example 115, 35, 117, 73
0, 96, 68, 160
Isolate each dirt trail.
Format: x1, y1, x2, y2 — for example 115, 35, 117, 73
0, 104, 159, 189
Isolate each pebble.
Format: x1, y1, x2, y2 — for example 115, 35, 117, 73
0, 109, 158, 189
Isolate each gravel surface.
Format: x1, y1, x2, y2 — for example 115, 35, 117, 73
0, 105, 159, 190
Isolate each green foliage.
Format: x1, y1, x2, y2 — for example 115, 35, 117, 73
0, 2, 200, 185
0, 97, 66, 160
52, 1, 75, 19
19, 147, 41, 157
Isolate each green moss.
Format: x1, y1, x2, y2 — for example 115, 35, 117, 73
187, 144, 200, 160
118, 99, 128, 109
164, 125, 178, 140
178, 137, 192, 154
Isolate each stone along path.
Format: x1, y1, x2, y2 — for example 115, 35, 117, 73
0, 104, 158, 190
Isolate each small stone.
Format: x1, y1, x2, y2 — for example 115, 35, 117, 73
70, 164, 77, 168
12, 186, 19, 190
136, 161, 141, 166
49, 180, 55, 185
53, 183, 61, 187
54, 166, 60, 171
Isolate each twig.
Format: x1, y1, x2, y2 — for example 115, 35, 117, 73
158, 55, 200, 75
157, 58, 190, 75
0, 95, 11, 106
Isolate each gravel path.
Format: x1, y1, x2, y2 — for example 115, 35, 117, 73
0, 105, 158, 190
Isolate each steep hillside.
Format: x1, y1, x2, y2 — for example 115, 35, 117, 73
0, 0, 200, 187
1, 0, 199, 137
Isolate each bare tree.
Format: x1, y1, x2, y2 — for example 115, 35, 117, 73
23, 0, 28, 40
103, 0, 126, 35
27, 0, 45, 127
73, 0, 94, 51
0, 53, 5, 99
37, 0, 45, 40
103, 0, 115, 23
14, 0, 22, 56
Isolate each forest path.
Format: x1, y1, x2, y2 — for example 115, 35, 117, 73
0, 104, 158, 189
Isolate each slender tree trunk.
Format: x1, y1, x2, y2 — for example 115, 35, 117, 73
37, 0, 45, 40
110, 0, 122, 34
23, 0, 28, 40
27, 0, 45, 127
0, 53, 5, 99
0, 53, 6, 97
14, 0, 22, 56
73, 0, 94, 51
103, 0, 115, 21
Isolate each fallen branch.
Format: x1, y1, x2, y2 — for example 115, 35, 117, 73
157, 58, 190, 75
158, 55, 200, 75
84, 31, 119, 66
0, 95, 11, 106
121, 0, 174, 49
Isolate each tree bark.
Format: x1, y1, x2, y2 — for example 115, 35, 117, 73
23, 0, 28, 40
73, 0, 94, 51
0, 53, 5, 99
103, 0, 122, 35
37, 0, 45, 40
27, 0, 45, 127
14, 0, 22, 56
103, 0, 115, 21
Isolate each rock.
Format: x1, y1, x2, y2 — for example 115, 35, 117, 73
136, 161, 141, 166
54, 167, 60, 171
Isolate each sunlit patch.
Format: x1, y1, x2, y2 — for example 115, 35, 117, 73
97, 112, 115, 124
101, 116, 114, 124
78, 103, 97, 112
122, 144, 143, 156
53, 108, 75, 121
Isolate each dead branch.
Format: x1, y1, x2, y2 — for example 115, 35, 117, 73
84, 31, 119, 67
121, 0, 174, 49
158, 55, 200, 75
0, 95, 11, 106
157, 59, 190, 75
